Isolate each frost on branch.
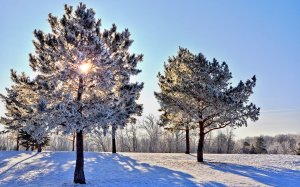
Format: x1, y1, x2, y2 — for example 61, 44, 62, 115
1, 2, 143, 146
155, 47, 260, 162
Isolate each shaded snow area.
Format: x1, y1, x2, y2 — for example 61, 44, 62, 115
0, 152, 299, 187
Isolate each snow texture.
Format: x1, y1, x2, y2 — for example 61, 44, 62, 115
0, 151, 299, 186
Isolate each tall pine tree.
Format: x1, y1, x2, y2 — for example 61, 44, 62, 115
100, 24, 143, 153
155, 47, 260, 162
1, 3, 143, 184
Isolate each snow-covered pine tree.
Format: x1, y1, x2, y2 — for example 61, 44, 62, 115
0, 70, 36, 151
24, 3, 143, 183
108, 82, 143, 153
155, 53, 198, 154
155, 47, 260, 162
250, 144, 256, 154
295, 143, 300, 155
100, 24, 143, 153
0, 70, 54, 152
255, 136, 267, 154
18, 129, 49, 151
242, 141, 251, 154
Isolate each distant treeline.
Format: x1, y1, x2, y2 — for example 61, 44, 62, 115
1, 115, 300, 155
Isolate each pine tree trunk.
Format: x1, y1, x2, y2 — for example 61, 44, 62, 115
132, 136, 136, 152
72, 132, 75, 151
16, 133, 19, 151
185, 126, 190, 154
112, 127, 116, 153
31, 142, 35, 151
74, 76, 86, 184
175, 132, 179, 153
74, 130, 85, 184
37, 144, 42, 152
197, 121, 205, 162
226, 138, 230, 154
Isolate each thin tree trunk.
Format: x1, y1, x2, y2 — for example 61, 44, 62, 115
217, 135, 221, 153
120, 129, 124, 152
112, 127, 116, 153
31, 142, 35, 151
226, 136, 230, 154
72, 132, 75, 151
175, 132, 179, 153
132, 136, 136, 152
37, 144, 42, 152
132, 127, 137, 152
74, 76, 86, 184
185, 126, 190, 154
226, 130, 233, 154
16, 133, 19, 151
74, 130, 85, 184
197, 121, 205, 162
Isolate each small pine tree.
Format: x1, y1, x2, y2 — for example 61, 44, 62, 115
19, 129, 32, 151
250, 144, 256, 154
255, 136, 267, 154
242, 141, 251, 154
0, 71, 36, 151
19, 129, 49, 152
295, 143, 300, 155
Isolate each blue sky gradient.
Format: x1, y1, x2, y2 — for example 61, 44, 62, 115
0, 0, 299, 138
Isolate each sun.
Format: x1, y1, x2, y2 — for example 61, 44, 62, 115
79, 63, 91, 74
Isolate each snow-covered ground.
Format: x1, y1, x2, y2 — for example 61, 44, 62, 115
0, 151, 299, 187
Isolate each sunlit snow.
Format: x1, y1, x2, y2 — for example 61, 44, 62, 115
0, 152, 299, 186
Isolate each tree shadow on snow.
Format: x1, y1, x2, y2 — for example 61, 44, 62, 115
85, 153, 199, 186
0, 152, 39, 177
0, 151, 76, 187
0, 151, 31, 169
0, 152, 203, 187
207, 161, 300, 187
201, 181, 227, 187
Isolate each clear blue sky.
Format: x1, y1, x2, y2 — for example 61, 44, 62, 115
0, 0, 299, 138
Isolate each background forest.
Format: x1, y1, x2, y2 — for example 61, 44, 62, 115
1, 114, 300, 155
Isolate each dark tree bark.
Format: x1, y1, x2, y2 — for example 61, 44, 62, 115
197, 121, 205, 162
16, 133, 20, 151
132, 127, 137, 152
31, 142, 35, 151
74, 76, 86, 184
37, 144, 42, 152
185, 126, 190, 154
72, 132, 75, 151
112, 127, 116, 153
74, 130, 85, 184
226, 132, 232, 154
175, 132, 179, 153
132, 136, 137, 152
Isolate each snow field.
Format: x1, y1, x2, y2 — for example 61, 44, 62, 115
0, 151, 299, 186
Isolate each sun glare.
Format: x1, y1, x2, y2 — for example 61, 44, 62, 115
79, 63, 91, 74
